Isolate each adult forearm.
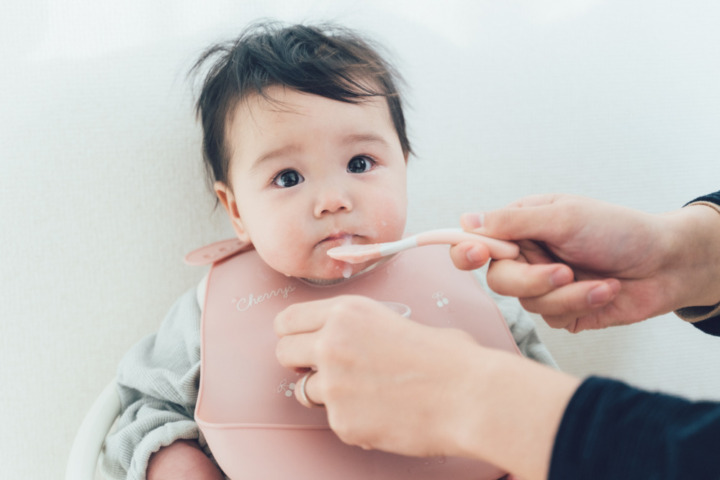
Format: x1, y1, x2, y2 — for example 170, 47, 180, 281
447, 347, 580, 480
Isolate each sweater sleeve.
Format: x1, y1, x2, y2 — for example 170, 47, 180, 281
550, 376, 720, 479
100, 287, 208, 480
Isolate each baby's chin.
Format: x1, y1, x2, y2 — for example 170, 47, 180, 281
273, 260, 362, 281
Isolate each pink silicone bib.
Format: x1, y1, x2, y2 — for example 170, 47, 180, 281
193, 241, 518, 479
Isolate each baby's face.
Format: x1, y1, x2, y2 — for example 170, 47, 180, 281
218, 86, 407, 280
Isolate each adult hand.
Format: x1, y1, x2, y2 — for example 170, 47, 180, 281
450, 194, 720, 332
275, 295, 479, 457
274, 295, 579, 480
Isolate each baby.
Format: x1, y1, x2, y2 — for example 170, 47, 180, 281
102, 22, 555, 480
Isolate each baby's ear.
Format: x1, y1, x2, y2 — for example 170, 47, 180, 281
214, 182, 251, 244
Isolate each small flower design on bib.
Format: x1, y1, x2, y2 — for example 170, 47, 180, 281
432, 291, 449, 308
277, 378, 297, 398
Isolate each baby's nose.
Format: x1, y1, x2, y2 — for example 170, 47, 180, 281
313, 186, 353, 217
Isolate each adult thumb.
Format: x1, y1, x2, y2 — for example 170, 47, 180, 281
461, 205, 559, 243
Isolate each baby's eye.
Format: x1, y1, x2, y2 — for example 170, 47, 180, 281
272, 169, 304, 188
347, 155, 375, 174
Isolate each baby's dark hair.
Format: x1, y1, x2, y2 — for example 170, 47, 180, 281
190, 21, 412, 188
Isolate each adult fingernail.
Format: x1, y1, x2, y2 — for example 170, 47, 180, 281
466, 246, 485, 264
549, 268, 573, 287
462, 212, 485, 230
587, 283, 612, 307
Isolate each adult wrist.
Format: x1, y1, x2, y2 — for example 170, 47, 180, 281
674, 201, 720, 323
440, 342, 498, 461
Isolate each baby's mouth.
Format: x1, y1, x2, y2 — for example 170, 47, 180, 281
319, 233, 356, 248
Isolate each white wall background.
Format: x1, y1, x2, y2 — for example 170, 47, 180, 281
2, 0, 720, 478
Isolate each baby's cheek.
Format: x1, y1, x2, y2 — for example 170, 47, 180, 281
370, 193, 407, 239
256, 225, 310, 274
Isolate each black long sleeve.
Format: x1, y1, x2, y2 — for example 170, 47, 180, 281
550, 376, 720, 479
